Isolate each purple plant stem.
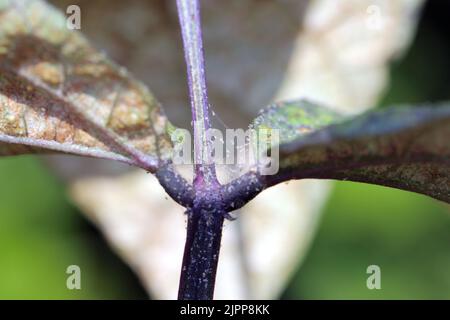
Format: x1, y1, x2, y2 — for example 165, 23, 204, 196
176, 0, 217, 187
176, 0, 224, 300
177, 191, 225, 300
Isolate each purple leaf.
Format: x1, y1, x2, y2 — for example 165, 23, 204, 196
250, 100, 450, 203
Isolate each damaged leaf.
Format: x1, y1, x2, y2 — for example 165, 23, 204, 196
0, 0, 172, 172
256, 100, 450, 202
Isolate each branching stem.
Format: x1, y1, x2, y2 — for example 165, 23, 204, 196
175, 0, 224, 300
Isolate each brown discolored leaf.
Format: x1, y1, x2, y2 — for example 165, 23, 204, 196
258, 101, 450, 202
0, 0, 173, 172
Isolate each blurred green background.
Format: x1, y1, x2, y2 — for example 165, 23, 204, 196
0, 1, 449, 299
